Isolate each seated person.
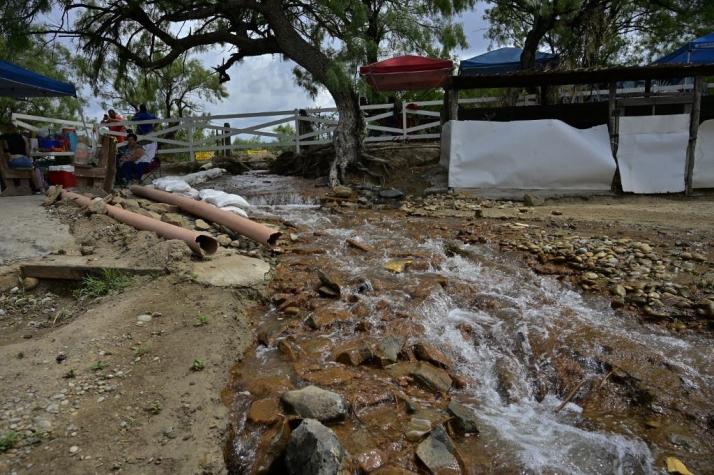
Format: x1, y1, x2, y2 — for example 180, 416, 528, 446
0, 124, 32, 168
117, 133, 156, 184
1, 123, 44, 191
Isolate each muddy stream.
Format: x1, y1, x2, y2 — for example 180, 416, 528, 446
211, 172, 714, 474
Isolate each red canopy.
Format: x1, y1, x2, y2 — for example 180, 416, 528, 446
360, 55, 453, 91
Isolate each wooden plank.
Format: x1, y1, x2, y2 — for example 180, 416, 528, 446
617, 96, 694, 107
20, 256, 165, 280
685, 76, 704, 195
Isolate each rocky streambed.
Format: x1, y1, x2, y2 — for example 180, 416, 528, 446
218, 174, 713, 475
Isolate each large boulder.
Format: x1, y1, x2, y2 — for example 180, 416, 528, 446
281, 385, 348, 422
415, 426, 461, 474
285, 419, 350, 475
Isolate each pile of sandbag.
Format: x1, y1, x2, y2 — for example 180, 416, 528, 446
151, 169, 251, 217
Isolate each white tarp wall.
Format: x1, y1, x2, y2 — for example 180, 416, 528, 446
694, 119, 714, 188
618, 114, 689, 193
445, 120, 616, 190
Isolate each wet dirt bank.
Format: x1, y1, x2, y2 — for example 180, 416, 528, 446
223, 177, 714, 474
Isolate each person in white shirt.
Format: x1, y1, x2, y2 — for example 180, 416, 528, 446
118, 133, 156, 184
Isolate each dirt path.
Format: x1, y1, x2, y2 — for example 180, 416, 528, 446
0, 196, 77, 266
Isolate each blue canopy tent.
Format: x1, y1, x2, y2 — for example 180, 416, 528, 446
459, 47, 559, 76
0, 60, 76, 98
653, 32, 714, 65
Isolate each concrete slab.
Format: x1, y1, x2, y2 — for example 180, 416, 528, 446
192, 254, 270, 287
0, 196, 76, 265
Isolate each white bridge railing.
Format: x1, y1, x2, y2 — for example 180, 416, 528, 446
12, 82, 709, 160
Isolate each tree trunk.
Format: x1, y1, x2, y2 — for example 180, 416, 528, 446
521, 17, 547, 70
330, 89, 363, 186
263, 0, 363, 187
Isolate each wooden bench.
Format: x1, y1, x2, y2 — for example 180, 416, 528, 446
74, 135, 116, 194
0, 140, 33, 196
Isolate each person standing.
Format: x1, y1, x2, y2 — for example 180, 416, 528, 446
107, 109, 127, 143
131, 104, 158, 136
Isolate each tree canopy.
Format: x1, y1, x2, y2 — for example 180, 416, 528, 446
36, 0, 472, 185
484, 0, 714, 69
77, 53, 228, 119
0, 37, 82, 124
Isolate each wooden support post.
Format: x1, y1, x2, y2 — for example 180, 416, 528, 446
223, 122, 231, 156
441, 90, 449, 125
447, 88, 459, 122
402, 103, 408, 140
685, 76, 703, 196
608, 82, 618, 156
187, 118, 195, 162
294, 110, 301, 154
608, 82, 621, 193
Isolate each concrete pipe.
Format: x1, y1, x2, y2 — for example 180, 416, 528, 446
60, 190, 218, 256
130, 185, 280, 247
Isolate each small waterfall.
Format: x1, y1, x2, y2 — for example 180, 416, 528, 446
220, 172, 713, 474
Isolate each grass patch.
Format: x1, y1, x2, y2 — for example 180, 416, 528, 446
146, 401, 162, 415
76, 269, 132, 300
133, 346, 150, 357
90, 360, 109, 371
194, 314, 209, 327
0, 431, 20, 452
191, 359, 205, 372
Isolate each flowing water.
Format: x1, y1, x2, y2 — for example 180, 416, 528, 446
223, 172, 714, 474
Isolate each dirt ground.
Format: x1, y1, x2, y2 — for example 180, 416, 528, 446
0, 198, 271, 475
1, 180, 713, 474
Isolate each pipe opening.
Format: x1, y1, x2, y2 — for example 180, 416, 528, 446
267, 232, 282, 246
196, 235, 219, 255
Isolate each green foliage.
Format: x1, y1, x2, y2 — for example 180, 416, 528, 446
76, 269, 132, 300
0, 431, 20, 453
0, 0, 51, 50
190, 359, 205, 372
77, 53, 228, 119
194, 314, 209, 327
133, 346, 150, 357
146, 401, 162, 415
0, 37, 82, 123
90, 360, 108, 371
63, 369, 76, 379
295, 0, 475, 102
485, 1, 714, 69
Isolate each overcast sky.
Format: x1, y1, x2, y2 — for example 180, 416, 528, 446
69, 4, 491, 120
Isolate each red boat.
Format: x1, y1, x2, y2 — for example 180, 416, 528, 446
360, 55, 453, 91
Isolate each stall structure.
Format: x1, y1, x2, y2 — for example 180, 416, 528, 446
0, 60, 78, 196
459, 47, 558, 75
442, 63, 714, 195
0, 60, 76, 98
360, 55, 453, 92
653, 32, 714, 65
